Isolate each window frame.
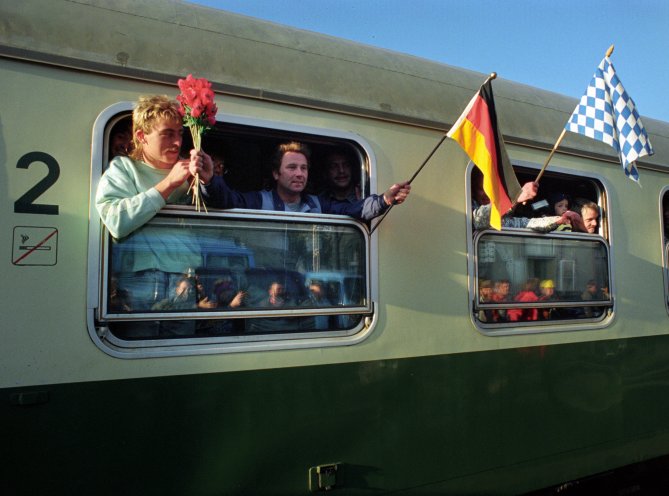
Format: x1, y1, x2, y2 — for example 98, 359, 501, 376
465, 161, 616, 335
87, 102, 381, 358
100, 208, 372, 320
660, 186, 669, 316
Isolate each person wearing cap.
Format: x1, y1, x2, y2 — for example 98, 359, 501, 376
538, 279, 559, 320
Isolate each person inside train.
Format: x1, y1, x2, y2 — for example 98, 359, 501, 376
211, 153, 225, 177
265, 281, 292, 308
108, 117, 133, 159
320, 148, 362, 203
507, 278, 539, 322
548, 192, 573, 232
581, 279, 606, 318
213, 276, 247, 310
201, 141, 410, 219
304, 280, 334, 330
477, 279, 495, 323
579, 201, 601, 234
96, 95, 211, 321
470, 168, 585, 232
150, 275, 198, 337
538, 279, 560, 320
109, 277, 132, 313
152, 276, 197, 311
246, 281, 308, 333
198, 276, 248, 335
96, 94, 210, 239
491, 279, 511, 322
550, 192, 570, 216
192, 274, 217, 309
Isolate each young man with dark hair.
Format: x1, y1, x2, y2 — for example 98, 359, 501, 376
203, 141, 410, 219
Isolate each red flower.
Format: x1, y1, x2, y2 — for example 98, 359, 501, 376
176, 74, 218, 212
176, 74, 218, 130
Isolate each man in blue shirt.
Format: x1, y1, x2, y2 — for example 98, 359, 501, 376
200, 141, 410, 219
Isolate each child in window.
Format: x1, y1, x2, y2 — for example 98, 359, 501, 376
549, 192, 572, 232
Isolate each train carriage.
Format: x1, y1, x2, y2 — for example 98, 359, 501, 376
3, 0, 669, 494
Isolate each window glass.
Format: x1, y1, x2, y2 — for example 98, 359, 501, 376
103, 212, 368, 339
475, 232, 611, 325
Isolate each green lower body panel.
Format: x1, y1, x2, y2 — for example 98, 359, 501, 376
5, 336, 669, 495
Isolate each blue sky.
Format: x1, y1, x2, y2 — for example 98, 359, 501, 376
189, 0, 669, 123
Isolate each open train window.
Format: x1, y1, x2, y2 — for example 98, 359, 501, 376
467, 163, 613, 332
89, 106, 378, 356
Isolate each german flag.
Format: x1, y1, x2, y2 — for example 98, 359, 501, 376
447, 78, 521, 229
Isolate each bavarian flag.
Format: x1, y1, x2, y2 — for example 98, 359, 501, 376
447, 78, 521, 230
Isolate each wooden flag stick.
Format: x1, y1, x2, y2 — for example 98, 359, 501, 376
535, 128, 567, 184
370, 72, 499, 235
369, 134, 447, 235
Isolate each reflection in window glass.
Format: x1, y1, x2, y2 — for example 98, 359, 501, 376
104, 214, 368, 339
475, 232, 611, 325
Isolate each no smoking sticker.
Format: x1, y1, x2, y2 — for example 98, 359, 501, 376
12, 226, 58, 266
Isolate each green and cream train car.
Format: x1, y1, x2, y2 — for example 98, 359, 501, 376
3, 0, 669, 494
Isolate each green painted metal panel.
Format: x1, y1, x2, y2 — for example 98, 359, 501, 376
5, 335, 669, 495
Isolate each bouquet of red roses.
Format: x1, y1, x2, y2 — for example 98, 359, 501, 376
176, 74, 218, 211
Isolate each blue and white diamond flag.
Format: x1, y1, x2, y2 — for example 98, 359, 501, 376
565, 56, 653, 183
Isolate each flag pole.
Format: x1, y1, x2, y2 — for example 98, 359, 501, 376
534, 45, 615, 184
370, 72, 498, 235
534, 129, 567, 184
369, 134, 446, 235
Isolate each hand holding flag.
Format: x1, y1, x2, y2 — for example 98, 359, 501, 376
447, 73, 521, 230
